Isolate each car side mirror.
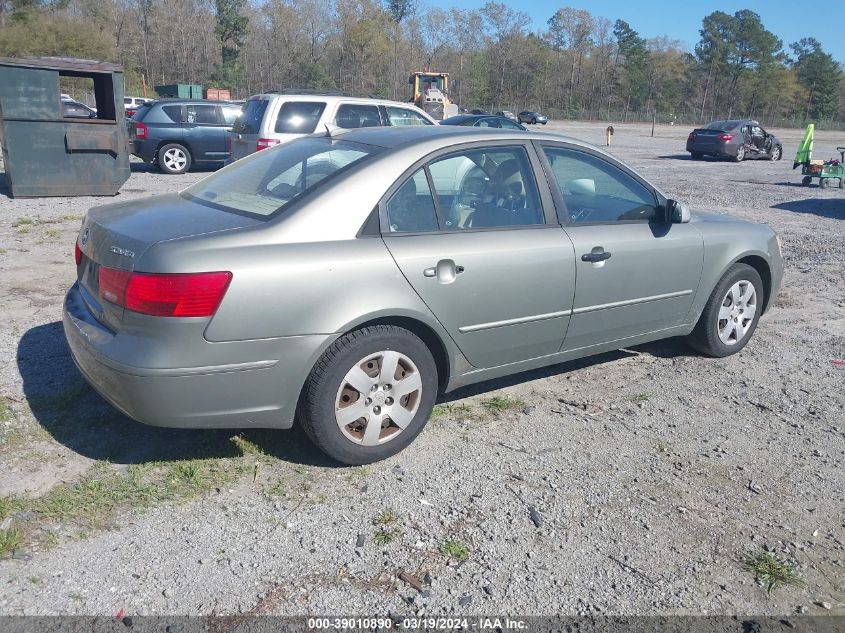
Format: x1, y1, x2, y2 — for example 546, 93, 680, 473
668, 199, 691, 223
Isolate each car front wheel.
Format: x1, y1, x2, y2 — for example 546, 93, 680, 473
687, 263, 763, 357
158, 143, 192, 174
770, 145, 782, 161
298, 325, 438, 465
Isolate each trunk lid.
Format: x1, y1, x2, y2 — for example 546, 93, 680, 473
76, 193, 262, 330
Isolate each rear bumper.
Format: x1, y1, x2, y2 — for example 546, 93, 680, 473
686, 141, 734, 157
62, 282, 333, 429
131, 139, 159, 162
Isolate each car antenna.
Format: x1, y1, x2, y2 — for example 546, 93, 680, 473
324, 123, 339, 137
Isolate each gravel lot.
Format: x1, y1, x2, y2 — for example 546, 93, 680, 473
0, 121, 843, 617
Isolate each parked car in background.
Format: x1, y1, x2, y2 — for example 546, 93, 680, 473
469, 108, 490, 115
129, 99, 242, 174
441, 114, 526, 130
227, 94, 436, 163
495, 110, 518, 122
518, 111, 548, 125
62, 100, 97, 119
66, 126, 782, 465
686, 119, 782, 162
124, 96, 151, 118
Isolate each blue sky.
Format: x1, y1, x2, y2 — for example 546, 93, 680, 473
425, 0, 843, 63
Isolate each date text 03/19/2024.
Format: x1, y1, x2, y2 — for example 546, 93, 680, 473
306, 617, 528, 630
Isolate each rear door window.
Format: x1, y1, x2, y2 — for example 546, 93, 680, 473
186, 104, 221, 125
335, 104, 381, 129
384, 106, 432, 126
233, 99, 268, 134
221, 106, 241, 125
275, 101, 326, 134
386, 169, 439, 233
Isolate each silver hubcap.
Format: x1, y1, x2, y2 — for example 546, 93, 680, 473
163, 148, 187, 171
773, 147, 780, 159
717, 280, 756, 345
335, 350, 422, 446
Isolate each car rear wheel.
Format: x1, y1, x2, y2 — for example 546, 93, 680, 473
158, 143, 192, 175
687, 263, 763, 357
298, 325, 438, 465
734, 146, 745, 162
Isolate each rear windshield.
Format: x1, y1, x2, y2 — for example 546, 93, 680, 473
275, 101, 326, 134
705, 120, 741, 130
181, 137, 380, 219
233, 99, 268, 134
131, 104, 153, 121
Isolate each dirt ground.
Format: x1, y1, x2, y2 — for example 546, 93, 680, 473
0, 121, 842, 617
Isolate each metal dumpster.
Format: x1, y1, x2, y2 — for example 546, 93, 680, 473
0, 57, 130, 197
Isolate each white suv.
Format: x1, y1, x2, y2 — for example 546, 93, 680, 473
228, 93, 437, 162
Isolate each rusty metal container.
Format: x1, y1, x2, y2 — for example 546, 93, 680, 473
0, 57, 130, 197
204, 88, 231, 101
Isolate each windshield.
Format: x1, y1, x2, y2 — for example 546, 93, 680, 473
418, 75, 445, 92
706, 120, 741, 130
181, 137, 381, 219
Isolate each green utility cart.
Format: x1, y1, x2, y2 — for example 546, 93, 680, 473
800, 147, 845, 189
0, 57, 130, 197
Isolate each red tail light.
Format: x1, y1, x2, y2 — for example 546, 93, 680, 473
98, 268, 232, 317
135, 122, 148, 140
717, 133, 734, 142
256, 138, 280, 151
688, 132, 697, 141
74, 241, 82, 266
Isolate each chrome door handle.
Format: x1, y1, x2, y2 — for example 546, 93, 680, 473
424, 260, 464, 283
581, 249, 611, 263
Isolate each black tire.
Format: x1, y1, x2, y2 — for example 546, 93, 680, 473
531, 117, 537, 124
690, 152, 703, 160
158, 143, 192, 174
801, 175, 812, 186
687, 263, 764, 358
733, 146, 745, 162
770, 145, 782, 161
820, 178, 829, 189
297, 325, 438, 465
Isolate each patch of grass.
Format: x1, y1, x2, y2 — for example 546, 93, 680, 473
373, 528, 399, 546
62, 214, 83, 221
0, 248, 7, 254
439, 538, 470, 562
430, 403, 474, 420
481, 395, 525, 413
0, 397, 11, 423
16, 226, 30, 235
342, 466, 370, 484
12, 217, 36, 228
44, 228, 61, 239
742, 550, 803, 594
265, 479, 286, 497
230, 434, 265, 457
0, 528, 23, 557
375, 508, 399, 525
630, 393, 650, 403
1, 458, 251, 557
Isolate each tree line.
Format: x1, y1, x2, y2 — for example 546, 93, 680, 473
0, 0, 842, 126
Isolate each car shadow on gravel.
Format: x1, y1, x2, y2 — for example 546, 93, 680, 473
129, 162, 221, 174
439, 337, 694, 402
771, 199, 844, 219
0, 171, 10, 199
17, 322, 336, 468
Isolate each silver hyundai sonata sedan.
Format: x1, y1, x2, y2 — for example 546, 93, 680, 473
64, 126, 783, 464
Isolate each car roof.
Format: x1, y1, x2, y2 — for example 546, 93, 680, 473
327, 125, 583, 150
148, 99, 237, 106
246, 93, 423, 108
